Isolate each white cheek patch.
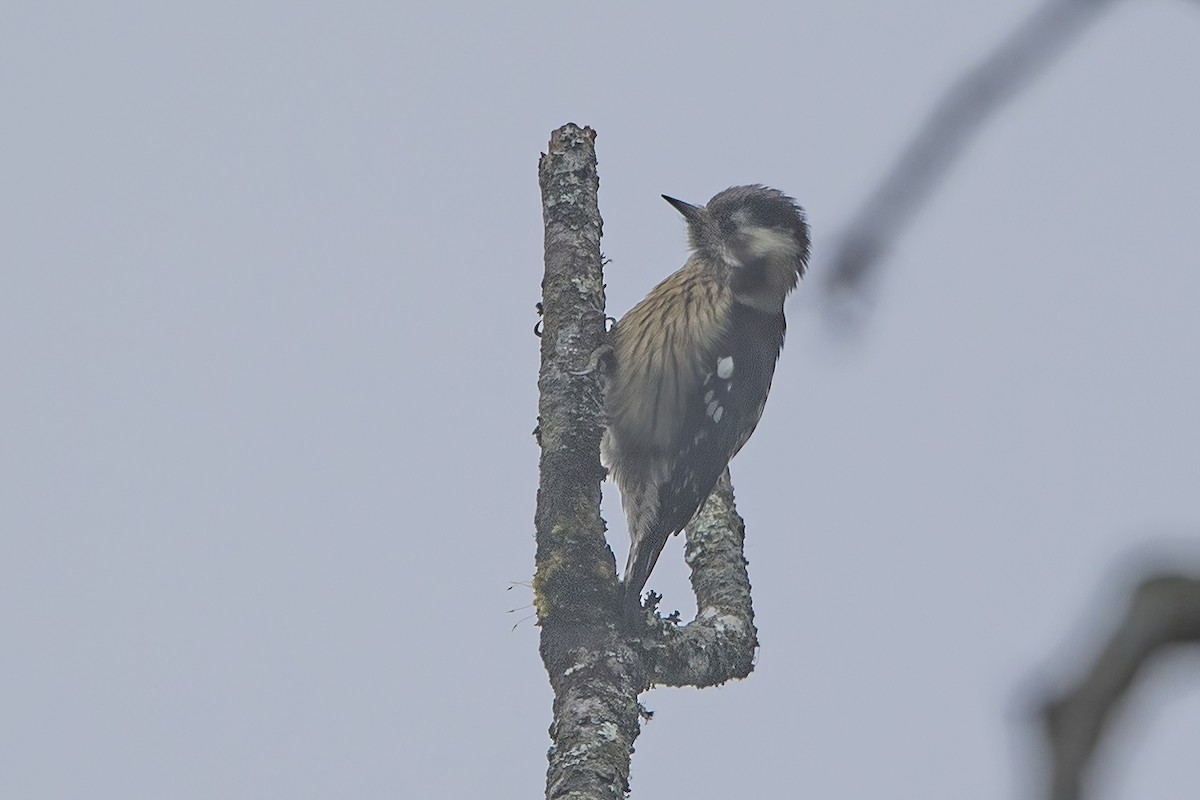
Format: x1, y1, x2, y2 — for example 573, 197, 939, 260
744, 226, 800, 261
718, 244, 742, 269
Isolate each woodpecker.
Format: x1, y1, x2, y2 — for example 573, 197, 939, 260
601, 185, 809, 622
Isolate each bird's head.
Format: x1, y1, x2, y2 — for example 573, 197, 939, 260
663, 185, 809, 309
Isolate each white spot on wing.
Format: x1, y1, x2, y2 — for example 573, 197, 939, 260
713, 406, 723, 423
704, 389, 714, 404
707, 400, 719, 418
717, 356, 734, 380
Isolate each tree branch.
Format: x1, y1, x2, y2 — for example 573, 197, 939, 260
536, 123, 640, 800
822, 0, 1113, 329
1040, 572, 1200, 800
649, 471, 759, 688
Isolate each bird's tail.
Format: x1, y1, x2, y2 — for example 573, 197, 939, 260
621, 521, 669, 625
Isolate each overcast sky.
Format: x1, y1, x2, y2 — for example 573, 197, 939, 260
3, 1, 1200, 798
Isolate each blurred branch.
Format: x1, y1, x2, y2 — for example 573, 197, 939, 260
534, 125, 761, 799
823, 0, 1113, 330
1040, 572, 1200, 800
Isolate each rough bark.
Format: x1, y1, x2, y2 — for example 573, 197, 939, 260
647, 471, 758, 688
535, 123, 637, 800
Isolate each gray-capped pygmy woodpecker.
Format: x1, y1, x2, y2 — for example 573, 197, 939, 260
601, 185, 809, 622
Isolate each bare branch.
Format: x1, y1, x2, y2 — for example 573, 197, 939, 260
822, 0, 1113, 329
536, 123, 641, 800
649, 471, 759, 687
1040, 572, 1200, 800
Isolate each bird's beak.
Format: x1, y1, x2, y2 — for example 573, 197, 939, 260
662, 195, 702, 223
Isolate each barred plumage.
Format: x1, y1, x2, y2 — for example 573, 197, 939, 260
602, 186, 809, 622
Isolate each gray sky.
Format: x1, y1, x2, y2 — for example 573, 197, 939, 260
3, 1, 1199, 798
